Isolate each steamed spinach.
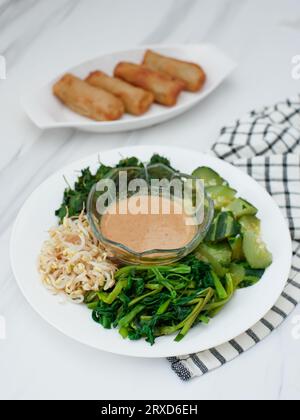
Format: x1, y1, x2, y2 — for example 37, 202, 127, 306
55, 154, 174, 222
85, 257, 238, 345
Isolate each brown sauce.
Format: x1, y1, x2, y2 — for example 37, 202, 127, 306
100, 195, 197, 253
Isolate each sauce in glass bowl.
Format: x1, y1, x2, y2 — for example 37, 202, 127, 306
100, 195, 197, 253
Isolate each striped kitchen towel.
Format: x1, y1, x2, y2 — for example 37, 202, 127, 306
168, 96, 300, 381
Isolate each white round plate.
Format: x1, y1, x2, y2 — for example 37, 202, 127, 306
10, 146, 292, 358
21, 44, 236, 133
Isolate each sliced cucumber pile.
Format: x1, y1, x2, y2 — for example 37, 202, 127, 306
193, 166, 273, 285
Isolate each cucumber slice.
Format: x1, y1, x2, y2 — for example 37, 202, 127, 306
243, 231, 272, 269
192, 167, 226, 187
229, 263, 245, 288
206, 212, 240, 242
197, 243, 232, 267
239, 215, 261, 234
195, 244, 228, 277
226, 198, 258, 218
239, 215, 272, 269
206, 186, 237, 210
240, 266, 265, 288
229, 263, 265, 288
229, 235, 245, 261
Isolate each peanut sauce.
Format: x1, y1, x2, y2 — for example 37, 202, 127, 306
100, 195, 197, 253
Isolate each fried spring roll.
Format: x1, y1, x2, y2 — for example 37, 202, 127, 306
86, 70, 154, 116
114, 62, 184, 107
143, 50, 206, 92
53, 73, 124, 121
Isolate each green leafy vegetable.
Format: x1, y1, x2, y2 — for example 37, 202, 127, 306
55, 154, 174, 223
86, 257, 241, 345
55, 164, 112, 222
149, 154, 174, 170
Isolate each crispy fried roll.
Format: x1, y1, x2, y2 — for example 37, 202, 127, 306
143, 50, 206, 92
86, 70, 154, 116
114, 62, 184, 107
53, 73, 124, 121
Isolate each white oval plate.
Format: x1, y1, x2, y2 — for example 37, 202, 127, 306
21, 44, 236, 133
10, 146, 292, 358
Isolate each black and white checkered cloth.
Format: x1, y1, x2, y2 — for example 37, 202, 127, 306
168, 96, 300, 381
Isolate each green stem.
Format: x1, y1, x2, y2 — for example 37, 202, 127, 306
211, 272, 228, 300
159, 289, 214, 336
98, 279, 127, 304
87, 302, 98, 310
119, 327, 129, 339
157, 299, 171, 315
199, 315, 210, 324
175, 289, 214, 342
140, 315, 152, 322
205, 274, 235, 315
151, 267, 176, 296
145, 283, 163, 290
115, 264, 190, 279
129, 287, 163, 307
118, 305, 145, 328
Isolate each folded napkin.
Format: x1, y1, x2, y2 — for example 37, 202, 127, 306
168, 96, 300, 381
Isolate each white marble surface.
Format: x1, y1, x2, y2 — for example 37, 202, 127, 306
0, 0, 300, 401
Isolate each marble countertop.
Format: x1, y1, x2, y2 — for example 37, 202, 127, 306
1, 0, 300, 401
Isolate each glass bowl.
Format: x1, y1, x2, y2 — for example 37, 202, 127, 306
87, 163, 214, 265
